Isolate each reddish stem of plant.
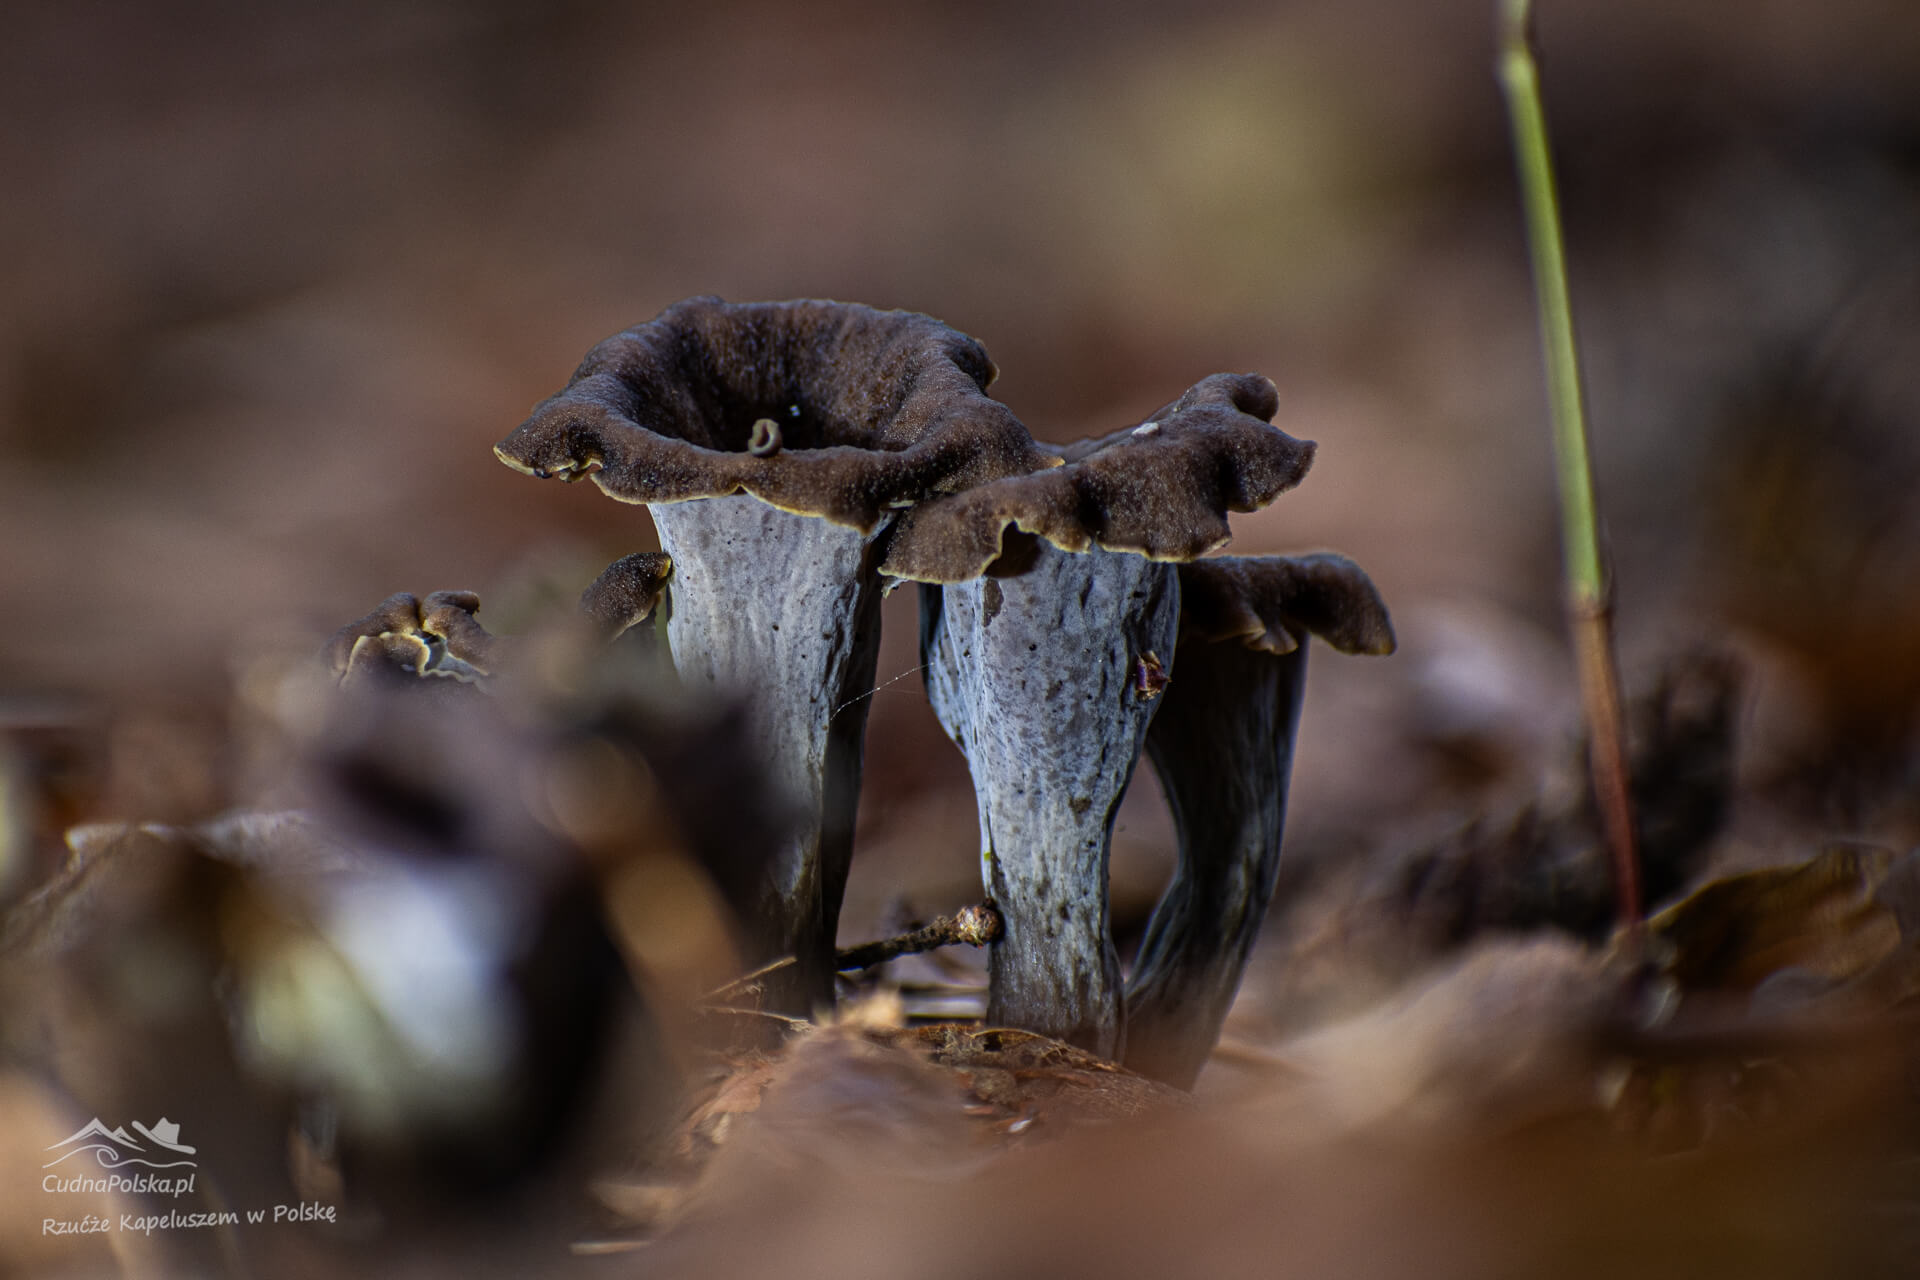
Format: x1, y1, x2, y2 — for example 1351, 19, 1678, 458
1571, 593, 1642, 928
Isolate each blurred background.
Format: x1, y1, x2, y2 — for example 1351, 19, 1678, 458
5, 0, 1916, 915
0, 0, 1915, 941
3, 0, 1920, 1273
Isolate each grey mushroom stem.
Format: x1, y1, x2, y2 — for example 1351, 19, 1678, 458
1123, 637, 1307, 1088
650, 496, 887, 1013
920, 540, 1178, 1058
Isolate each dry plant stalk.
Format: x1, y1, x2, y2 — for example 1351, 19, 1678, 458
1498, 0, 1642, 927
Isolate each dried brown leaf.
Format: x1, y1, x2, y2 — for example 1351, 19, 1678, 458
1652, 843, 1901, 993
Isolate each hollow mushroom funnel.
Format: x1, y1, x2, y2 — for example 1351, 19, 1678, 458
1124, 554, 1395, 1087
494, 297, 1051, 1012
920, 546, 1178, 1056
900, 374, 1316, 1057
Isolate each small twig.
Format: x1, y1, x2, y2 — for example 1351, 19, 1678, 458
1498, 0, 1642, 929
696, 1005, 814, 1033
835, 903, 1004, 971
702, 903, 1004, 1004
703, 953, 802, 1004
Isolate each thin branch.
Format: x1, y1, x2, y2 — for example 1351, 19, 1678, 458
695, 1005, 814, 1033
703, 903, 1004, 1005
835, 903, 1004, 971
703, 953, 804, 1004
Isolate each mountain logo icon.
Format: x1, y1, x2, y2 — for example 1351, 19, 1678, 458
130, 1119, 195, 1154
43, 1118, 199, 1170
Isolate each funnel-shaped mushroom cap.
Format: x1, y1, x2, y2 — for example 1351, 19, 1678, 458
1176, 551, 1396, 656
324, 591, 500, 687
883, 373, 1316, 583
493, 297, 1056, 529
1125, 551, 1394, 1088
578, 552, 673, 640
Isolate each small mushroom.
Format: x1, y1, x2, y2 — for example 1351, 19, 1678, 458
578, 551, 674, 642
324, 590, 501, 689
495, 298, 1053, 1011
1123, 553, 1395, 1087
908, 376, 1318, 1056
326, 558, 673, 696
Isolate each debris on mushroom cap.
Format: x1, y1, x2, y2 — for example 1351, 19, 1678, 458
1176, 552, 1397, 657
324, 590, 501, 686
579, 552, 674, 640
491, 296, 1057, 530
747, 418, 782, 457
881, 373, 1316, 583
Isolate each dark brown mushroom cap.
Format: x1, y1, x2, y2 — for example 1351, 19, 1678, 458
578, 551, 673, 639
493, 297, 1057, 531
1176, 552, 1396, 656
324, 590, 500, 684
879, 373, 1316, 583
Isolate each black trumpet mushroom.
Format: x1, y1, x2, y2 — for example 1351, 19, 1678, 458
494, 297, 1053, 1011
895, 374, 1318, 1057
578, 551, 674, 644
1124, 553, 1395, 1087
324, 590, 502, 689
